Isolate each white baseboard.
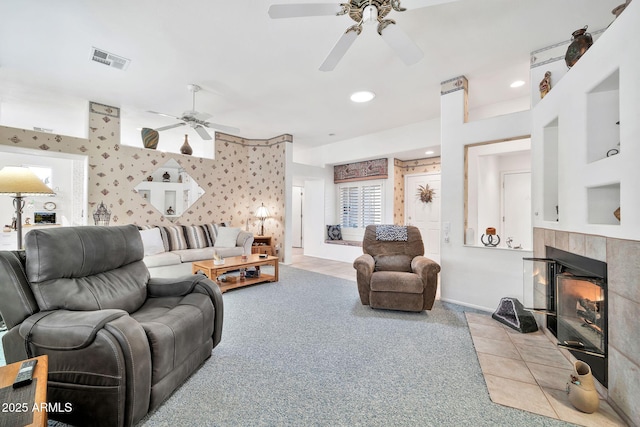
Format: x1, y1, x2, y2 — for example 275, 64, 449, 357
439, 297, 493, 313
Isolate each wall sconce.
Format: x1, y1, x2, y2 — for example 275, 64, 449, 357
93, 201, 111, 226
0, 166, 55, 249
255, 203, 270, 236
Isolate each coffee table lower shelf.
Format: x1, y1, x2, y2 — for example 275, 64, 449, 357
192, 254, 279, 293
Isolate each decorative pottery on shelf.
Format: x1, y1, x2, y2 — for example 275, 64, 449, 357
565, 26, 593, 68
162, 171, 170, 182
614, 207, 621, 221
180, 134, 193, 155
141, 128, 159, 150
539, 71, 552, 99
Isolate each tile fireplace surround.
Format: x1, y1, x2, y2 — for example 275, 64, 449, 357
533, 228, 640, 426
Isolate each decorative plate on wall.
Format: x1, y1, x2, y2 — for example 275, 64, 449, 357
44, 202, 56, 211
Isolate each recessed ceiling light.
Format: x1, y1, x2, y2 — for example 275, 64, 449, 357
510, 80, 525, 88
350, 91, 375, 103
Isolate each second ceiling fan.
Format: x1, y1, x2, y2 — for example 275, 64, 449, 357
148, 84, 239, 140
268, 0, 456, 71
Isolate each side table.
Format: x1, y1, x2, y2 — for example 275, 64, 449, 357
0, 355, 48, 426
251, 235, 273, 256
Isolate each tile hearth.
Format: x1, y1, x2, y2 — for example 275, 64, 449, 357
466, 312, 626, 427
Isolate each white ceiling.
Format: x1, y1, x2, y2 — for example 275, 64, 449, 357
0, 0, 622, 160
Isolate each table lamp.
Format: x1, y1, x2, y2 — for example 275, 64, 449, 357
0, 166, 55, 249
255, 203, 270, 236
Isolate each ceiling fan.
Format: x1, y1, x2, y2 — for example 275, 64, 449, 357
268, 0, 456, 71
148, 84, 239, 140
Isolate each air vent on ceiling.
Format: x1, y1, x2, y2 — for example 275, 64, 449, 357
90, 47, 130, 70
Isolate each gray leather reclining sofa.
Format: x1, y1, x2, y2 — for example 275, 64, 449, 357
0, 225, 223, 426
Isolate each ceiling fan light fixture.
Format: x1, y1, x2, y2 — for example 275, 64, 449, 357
350, 91, 376, 103
363, 5, 378, 24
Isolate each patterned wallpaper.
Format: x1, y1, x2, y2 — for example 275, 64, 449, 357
0, 102, 291, 255
393, 157, 441, 224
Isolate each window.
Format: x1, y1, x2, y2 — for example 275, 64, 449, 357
338, 181, 383, 229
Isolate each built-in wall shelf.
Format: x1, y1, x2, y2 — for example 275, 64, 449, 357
587, 183, 620, 225
531, 5, 639, 242
587, 69, 620, 164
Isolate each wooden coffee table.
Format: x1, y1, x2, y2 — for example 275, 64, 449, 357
192, 253, 279, 293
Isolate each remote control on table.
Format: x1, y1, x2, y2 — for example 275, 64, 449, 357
12, 359, 37, 389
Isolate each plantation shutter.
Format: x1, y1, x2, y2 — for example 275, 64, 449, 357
340, 186, 359, 228
361, 184, 382, 226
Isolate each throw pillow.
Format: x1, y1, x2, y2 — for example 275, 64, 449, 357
373, 254, 413, 272
139, 228, 165, 256
326, 225, 342, 240
214, 227, 241, 248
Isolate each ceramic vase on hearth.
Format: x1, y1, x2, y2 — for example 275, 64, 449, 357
180, 134, 193, 155
566, 360, 599, 413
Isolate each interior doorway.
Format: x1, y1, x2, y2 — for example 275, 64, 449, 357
292, 186, 303, 248
501, 171, 531, 249
405, 173, 441, 264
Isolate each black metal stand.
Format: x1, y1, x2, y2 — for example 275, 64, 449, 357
481, 233, 500, 247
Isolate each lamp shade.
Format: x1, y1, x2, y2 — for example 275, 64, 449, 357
255, 203, 270, 220
0, 166, 55, 195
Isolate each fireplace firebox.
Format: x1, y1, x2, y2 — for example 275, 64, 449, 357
523, 246, 607, 386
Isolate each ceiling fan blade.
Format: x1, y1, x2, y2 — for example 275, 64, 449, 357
398, 0, 458, 10
268, 3, 344, 19
192, 112, 212, 121
155, 122, 186, 132
194, 125, 213, 140
379, 23, 423, 66
147, 110, 181, 120
203, 121, 240, 135
319, 29, 359, 72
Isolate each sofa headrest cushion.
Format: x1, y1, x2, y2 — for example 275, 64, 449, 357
25, 225, 144, 282
24, 225, 149, 313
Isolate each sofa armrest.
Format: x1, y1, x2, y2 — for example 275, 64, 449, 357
18, 309, 152, 426
412, 256, 441, 310
353, 254, 375, 305
19, 309, 128, 350
147, 275, 205, 297
411, 256, 441, 280
237, 231, 254, 255
148, 274, 224, 348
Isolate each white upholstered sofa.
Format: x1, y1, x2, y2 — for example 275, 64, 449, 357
139, 224, 253, 275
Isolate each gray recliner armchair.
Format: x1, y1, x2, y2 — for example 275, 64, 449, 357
353, 225, 440, 312
0, 225, 223, 427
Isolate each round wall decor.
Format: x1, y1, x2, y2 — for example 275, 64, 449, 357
44, 202, 56, 211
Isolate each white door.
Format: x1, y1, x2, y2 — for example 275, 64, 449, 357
502, 172, 531, 250
292, 186, 303, 247
405, 173, 441, 263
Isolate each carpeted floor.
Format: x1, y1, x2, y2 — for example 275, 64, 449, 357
137, 265, 577, 427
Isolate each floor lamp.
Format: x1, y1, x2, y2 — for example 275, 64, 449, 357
0, 166, 55, 250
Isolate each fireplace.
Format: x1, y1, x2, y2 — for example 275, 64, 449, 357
524, 246, 608, 386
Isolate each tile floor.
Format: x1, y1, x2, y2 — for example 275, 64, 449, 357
289, 247, 356, 282
466, 312, 627, 427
